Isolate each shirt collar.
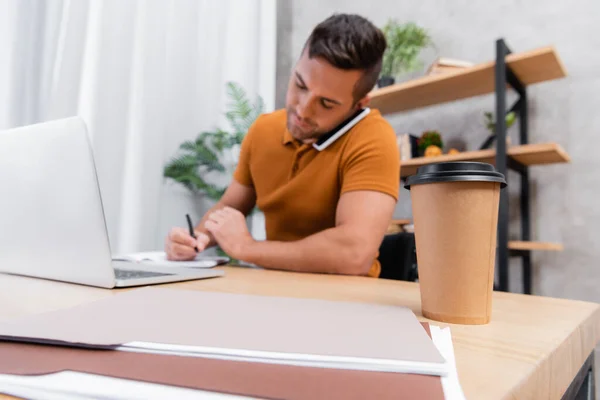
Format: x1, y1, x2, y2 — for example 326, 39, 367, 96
282, 128, 294, 145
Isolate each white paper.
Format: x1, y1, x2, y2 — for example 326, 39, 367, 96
0, 371, 253, 400
118, 341, 449, 376
112, 251, 229, 268
430, 326, 466, 400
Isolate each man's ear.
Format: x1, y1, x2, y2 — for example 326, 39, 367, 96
355, 95, 370, 110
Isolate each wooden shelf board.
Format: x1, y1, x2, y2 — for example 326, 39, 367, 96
387, 219, 563, 252
400, 142, 570, 178
508, 241, 564, 251
369, 46, 566, 115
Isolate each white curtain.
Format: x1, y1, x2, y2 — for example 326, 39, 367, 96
0, 0, 276, 254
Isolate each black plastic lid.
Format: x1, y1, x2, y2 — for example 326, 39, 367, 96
404, 162, 507, 189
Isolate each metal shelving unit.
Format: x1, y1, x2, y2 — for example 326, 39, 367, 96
372, 39, 569, 293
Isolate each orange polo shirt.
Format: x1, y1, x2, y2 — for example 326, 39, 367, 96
233, 108, 400, 277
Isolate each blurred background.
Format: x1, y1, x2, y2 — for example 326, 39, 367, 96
1, 0, 598, 305
0, 0, 276, 257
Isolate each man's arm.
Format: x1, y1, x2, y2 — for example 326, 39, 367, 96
206, 190, 396, 276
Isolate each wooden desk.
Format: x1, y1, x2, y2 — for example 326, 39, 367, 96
0, 266, 599, 399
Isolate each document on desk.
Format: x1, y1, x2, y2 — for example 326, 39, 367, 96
0, 287, 447, 376
0, 371, 252, 400
111, 251, 229, 268
0, 323, 463, 400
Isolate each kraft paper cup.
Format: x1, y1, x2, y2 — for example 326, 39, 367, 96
405, 162, 507, 325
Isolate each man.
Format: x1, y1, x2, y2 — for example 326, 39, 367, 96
165, 13, 400, 277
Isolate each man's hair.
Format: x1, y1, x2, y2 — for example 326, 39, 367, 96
303, 13, 387, 103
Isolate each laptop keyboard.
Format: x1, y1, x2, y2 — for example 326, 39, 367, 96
114, 268, 173, 280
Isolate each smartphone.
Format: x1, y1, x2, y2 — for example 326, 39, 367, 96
312, 107, 371, 151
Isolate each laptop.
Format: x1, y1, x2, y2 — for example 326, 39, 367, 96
0, 116, 224, 288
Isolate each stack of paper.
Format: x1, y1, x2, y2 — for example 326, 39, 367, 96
0, 287, 466, 399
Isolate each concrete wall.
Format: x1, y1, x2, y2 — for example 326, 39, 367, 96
276, 0, 600, 301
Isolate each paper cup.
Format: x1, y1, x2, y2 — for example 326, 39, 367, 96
405, 162, 506, 325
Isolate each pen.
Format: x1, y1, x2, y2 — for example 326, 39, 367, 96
186, 213, 199, 253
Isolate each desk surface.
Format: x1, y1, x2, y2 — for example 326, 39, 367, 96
1, 266, 599, 400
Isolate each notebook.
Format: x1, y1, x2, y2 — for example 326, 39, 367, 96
0, 287, 447, 376
111, 251, 229, 268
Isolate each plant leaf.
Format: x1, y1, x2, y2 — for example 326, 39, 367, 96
164, 81, 264, 198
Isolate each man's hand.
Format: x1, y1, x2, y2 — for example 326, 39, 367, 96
165, 227, 210, 261
205, 206, 255, 259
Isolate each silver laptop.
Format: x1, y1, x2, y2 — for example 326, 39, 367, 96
0, 116, 224, 288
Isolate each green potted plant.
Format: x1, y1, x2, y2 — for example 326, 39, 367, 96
379, 20, 432, 87
164, 81, 264, 202
478, 111, 516, 149
484, 111, 516, 132
417, 130, 444, 157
